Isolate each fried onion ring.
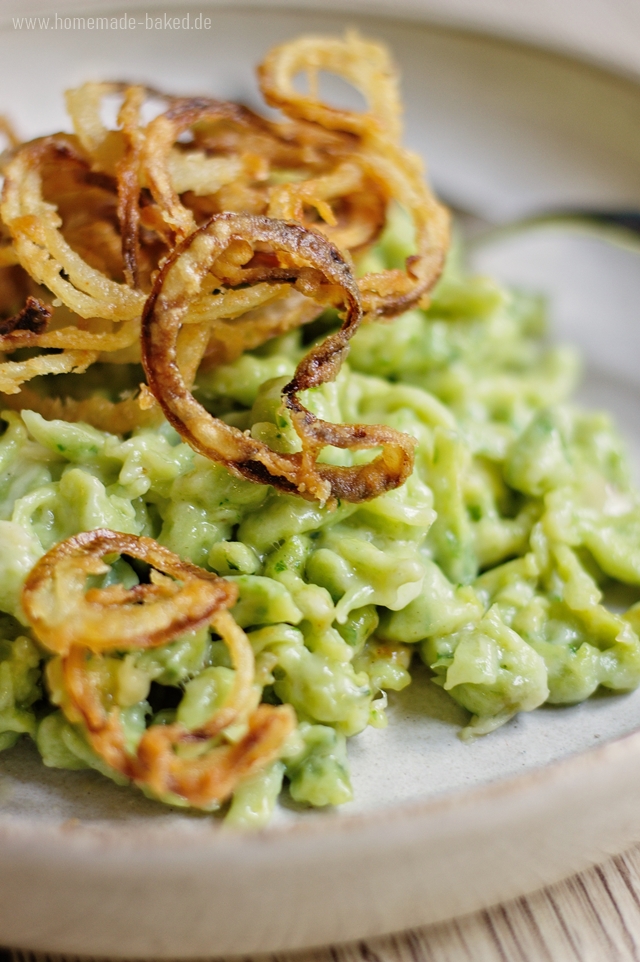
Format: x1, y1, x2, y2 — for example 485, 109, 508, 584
65, 81, 129, 172
60, 605, 255, 744
1, 136, 145, 320
355, 146, 449, 317
116, 85, 146, 288
142, 211, 415, 504
65, 79, 396, 300
267, 159, 386, 254
22, 528, 236, 656
58, 608, 294, 808
138, 93, 377, 261
1, 386, 160, 434
258, 33, 450, 317
0, 349, 99, 395
0, 137, 144, 390
142, 98, 267, 241
258, 31, 403, 141
24, 529, 295, 809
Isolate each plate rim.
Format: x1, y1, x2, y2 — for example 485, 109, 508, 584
2, 714, 640, 851
1, 0, 640, 848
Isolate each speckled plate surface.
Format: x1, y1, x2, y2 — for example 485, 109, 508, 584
3, 4, 640, 957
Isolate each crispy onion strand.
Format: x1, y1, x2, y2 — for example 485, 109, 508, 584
266, 159, 387, 255
65, 81, 129, 172
0, 348, 98, 395
22, 528, 236, 656
141, 211, 415, 504
258, 31, 403, 140
117, 87, 389, 274
1, 387, 161, 433
142, 98, 266, 241
258, 32, 450, 317
24, 530, 295, 808
1, 136, 145, 320
116, 85, 146, 287
0, 137, 144, 392
59, 614, 294, 809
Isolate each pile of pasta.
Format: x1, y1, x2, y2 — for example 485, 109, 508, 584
5, 32, 640, 827
0, 32, 448, 502
0, 33, 451, 815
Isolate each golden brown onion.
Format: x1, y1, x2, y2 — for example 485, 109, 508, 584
0, 137, 146, 392
137, 90, 386, 264
142, 98, 269, 241
0, 349, 99, 395
355, 145, 449, 317
30, 548, 296, 808
258, 31, 403, 140
22, 528, 236, 656
1, 387, 161, 434
1, 136, 145, 321
258, 32, 450, 317
131, 699, 295, 809
59, 609, 295, 809
23, 532, 295, 810
116, 85, 146, 288
141, 211, 415, 504
266, 159, 386, 255
65, 81, 129, 172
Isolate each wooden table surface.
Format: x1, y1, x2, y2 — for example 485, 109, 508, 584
3, 844, 640, 962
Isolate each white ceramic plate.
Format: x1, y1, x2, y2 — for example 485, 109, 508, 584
3, 5, 640, 957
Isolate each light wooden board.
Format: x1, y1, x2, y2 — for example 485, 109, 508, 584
4, 845, 640, 962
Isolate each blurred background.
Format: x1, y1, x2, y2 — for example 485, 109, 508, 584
6, 0, 640, 79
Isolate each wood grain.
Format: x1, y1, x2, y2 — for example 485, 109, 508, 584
5, 845, 640, 962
